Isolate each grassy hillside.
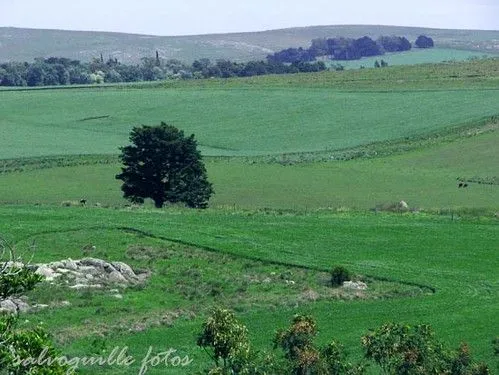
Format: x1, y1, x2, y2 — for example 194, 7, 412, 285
1, 25, 498, 63
0, 206, 496, 374
1, 129, 497, 211
0, 58, 498, 373
1, 59, 498, 159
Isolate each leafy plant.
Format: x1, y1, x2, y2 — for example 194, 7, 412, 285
0, 237, 72, 374
331, 266, 351, 287
0, 237, 42, 299
361, 323, 490, 375
197, 307, 250, 370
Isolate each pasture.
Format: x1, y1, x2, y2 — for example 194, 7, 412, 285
0, 206, 497, 374
0, 59, 498, 373
325, 48, 497, 69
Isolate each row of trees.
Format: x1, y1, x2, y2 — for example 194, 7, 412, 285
0, 55, 326, 87
268, 35, 434, 63
198, 307, 492, 375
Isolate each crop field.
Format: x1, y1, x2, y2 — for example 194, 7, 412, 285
0, 207, 497, 374
325, 48, 498, 69
0, 58, 498, 374
1, 59, 499, 159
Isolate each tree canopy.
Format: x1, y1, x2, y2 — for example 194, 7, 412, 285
415, 35, 435, 48
116, 123, 213, 209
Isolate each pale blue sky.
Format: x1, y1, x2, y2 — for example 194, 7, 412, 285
1, 0, 497, 35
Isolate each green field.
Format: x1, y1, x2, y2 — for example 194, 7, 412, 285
0, 59, 498, 374
0, 206, 497, 374
1, 129, 498, 210
1, 59, 498, 159
325, 48, 497, 69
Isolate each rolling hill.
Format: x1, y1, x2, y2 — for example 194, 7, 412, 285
1, 25, 498, 64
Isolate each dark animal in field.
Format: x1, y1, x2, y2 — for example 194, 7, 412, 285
80, 199, 87, 205
458, 183, 463, 188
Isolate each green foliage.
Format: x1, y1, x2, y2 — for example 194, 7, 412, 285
0, 267, 42, 299
0, 239, 71, 374
331, 266, 351, 287
361, 323, 490, 375
274, 315, 365, 375
0, 238, 42, 299
415, 35, 434, 49
320, 341, 366, 375
116, 122, 213, 208
274, 315, 318, 366
197, 307, 250, 370
0, 315, 73, 374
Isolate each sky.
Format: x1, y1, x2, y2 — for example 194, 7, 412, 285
1, 0, 498, 35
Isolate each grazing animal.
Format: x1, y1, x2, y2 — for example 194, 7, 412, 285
458, 183, 463, 188
80, 199, 87, 205
463, 183, 468, 188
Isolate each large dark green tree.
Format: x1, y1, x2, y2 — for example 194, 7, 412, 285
116, 123, 213, 208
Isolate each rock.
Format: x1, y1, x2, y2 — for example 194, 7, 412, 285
49, 261, 65, 269
342, 281, 368, 290
69, 284, 102, 290
15, 299, 30, 312
0, 299, 18, 313
104, 264, 118, 273
35, 266, 55, 279
79, 266, 100, 275
81, 258, 109, 269
108, 271, 128, 284
111, 262, 137, 279
63, 259, 79, 271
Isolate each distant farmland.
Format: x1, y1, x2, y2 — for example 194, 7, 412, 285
1, 25, 498, 63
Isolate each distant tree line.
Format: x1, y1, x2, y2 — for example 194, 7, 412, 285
268, 34, 434, 63
0, 34, 434, 87
0, 54, 326, 87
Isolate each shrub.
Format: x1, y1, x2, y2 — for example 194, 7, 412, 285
0, 237, 72, 374
331, 266, 351, 287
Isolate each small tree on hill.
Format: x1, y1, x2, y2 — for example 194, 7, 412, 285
415, 35, 434, 48
116, 122, 213, 208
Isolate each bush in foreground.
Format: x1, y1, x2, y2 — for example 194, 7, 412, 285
0, 237, 72, 374
198, 308, 491, 374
